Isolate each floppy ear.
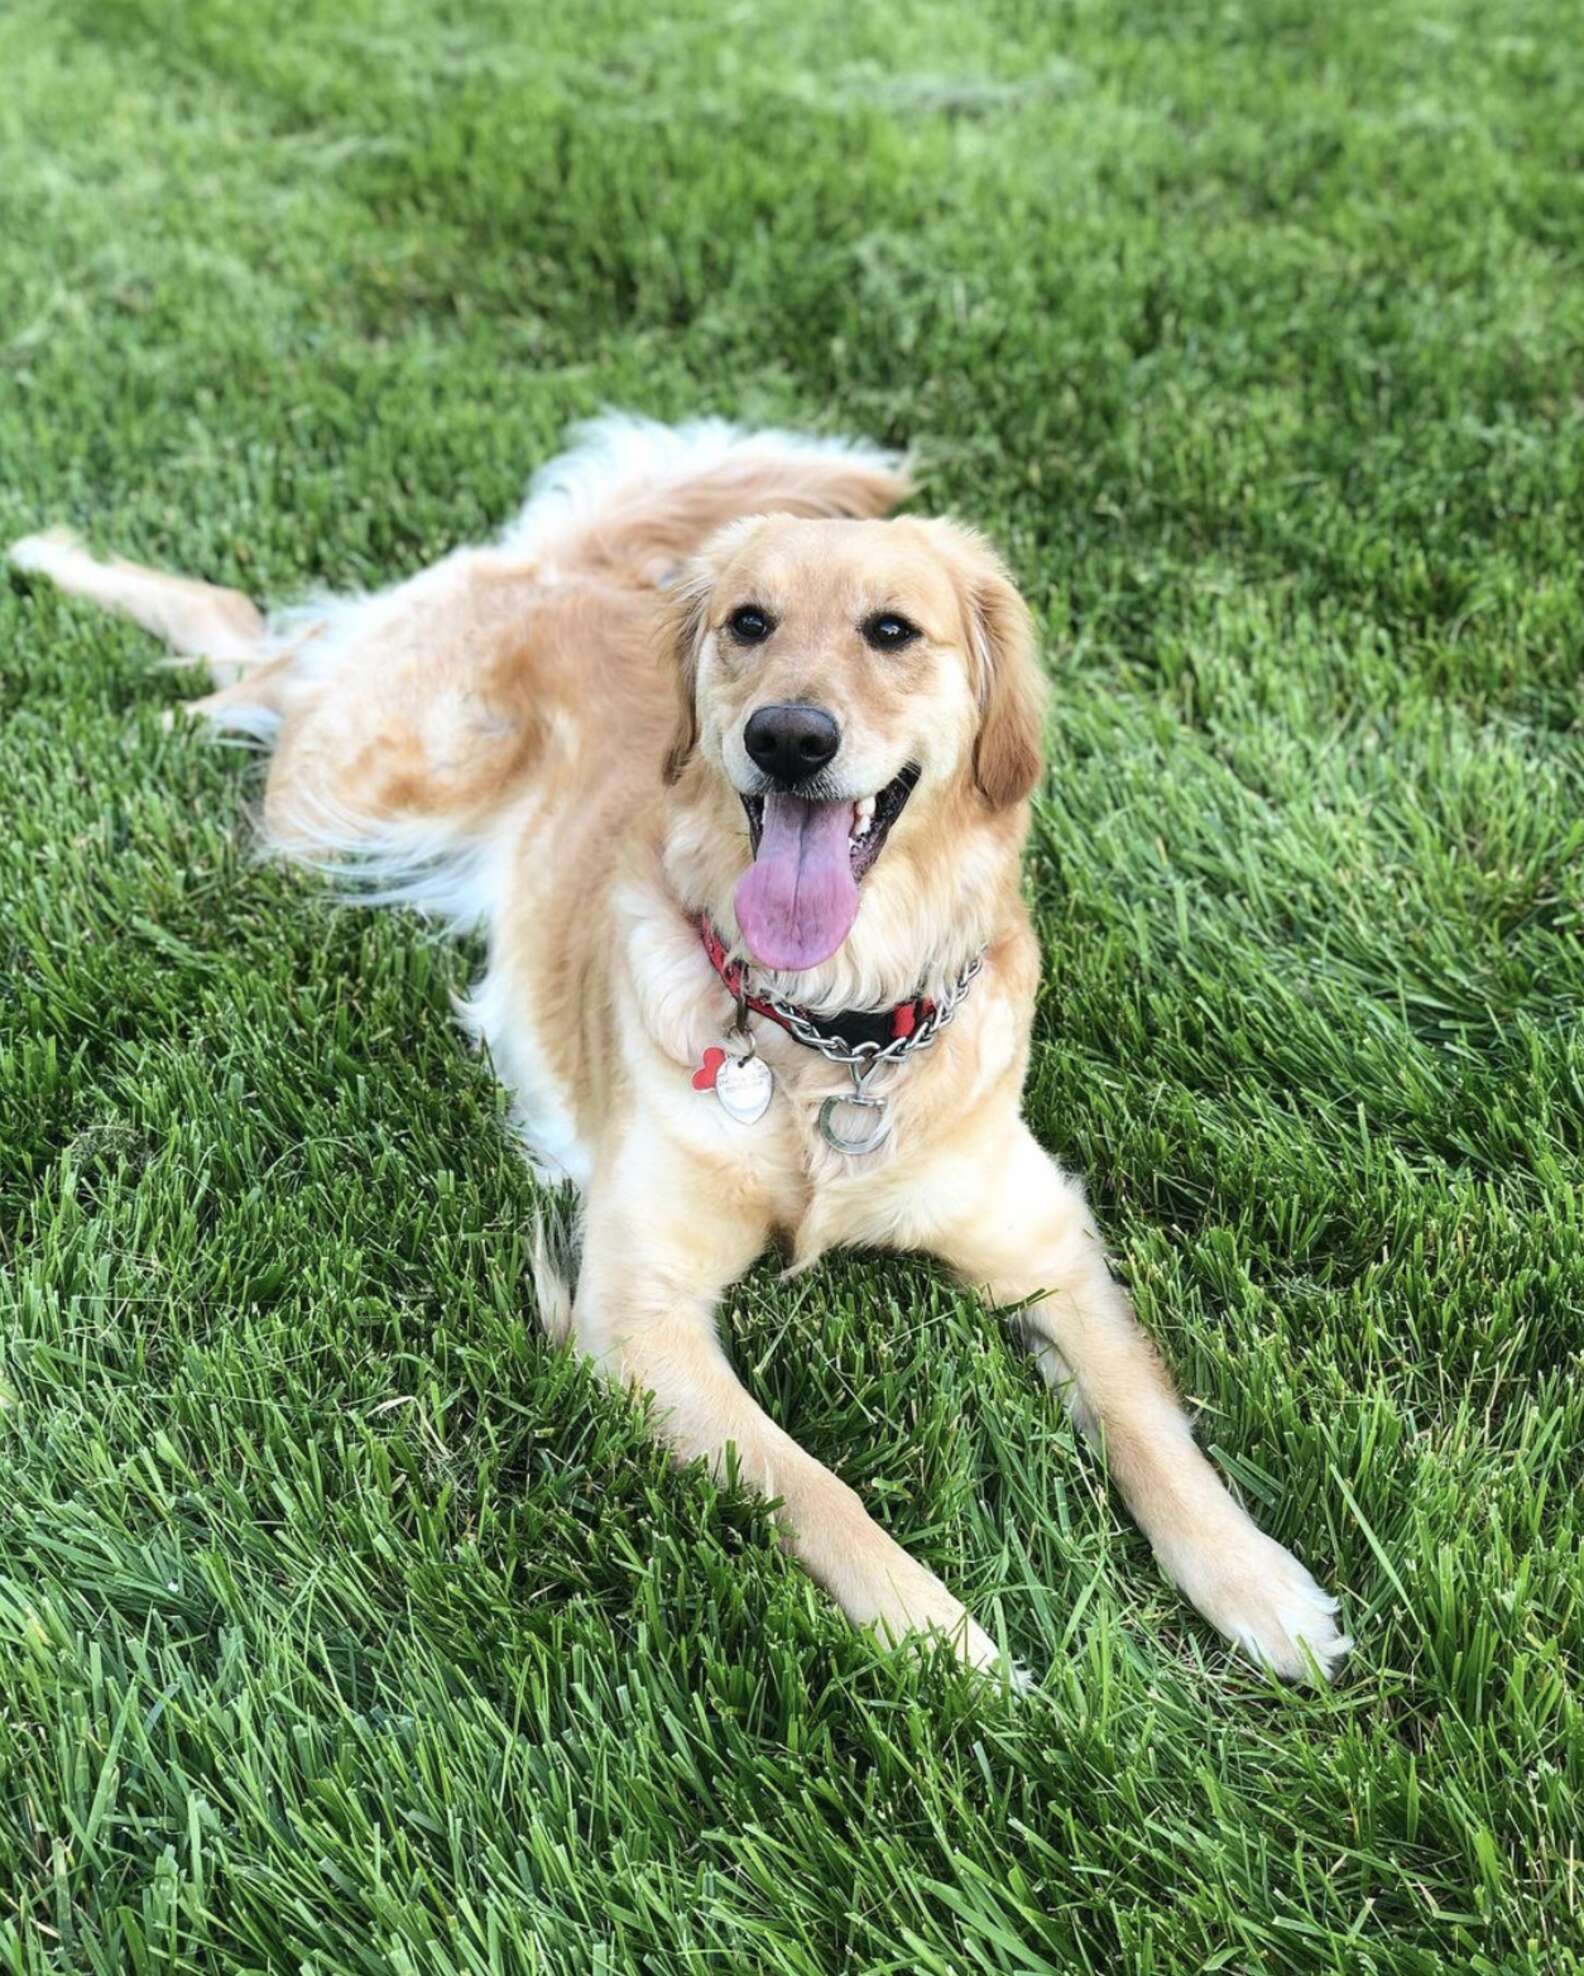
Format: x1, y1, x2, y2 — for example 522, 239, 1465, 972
927, 522, 1047, 809
970, 559, 1046, 809
660, 562, 713, 784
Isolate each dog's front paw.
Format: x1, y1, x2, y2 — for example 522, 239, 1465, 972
1168, 1526, 1352, 1683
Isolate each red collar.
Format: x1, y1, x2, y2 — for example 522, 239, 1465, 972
699, 919, 935, 1050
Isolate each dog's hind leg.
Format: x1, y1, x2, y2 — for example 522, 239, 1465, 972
9, 528, 268, 683
9, 527, 536, 911
6, 525, 303, 745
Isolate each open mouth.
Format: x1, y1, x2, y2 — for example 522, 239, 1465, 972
733, 765, 920, 973
740, 763, 919, 882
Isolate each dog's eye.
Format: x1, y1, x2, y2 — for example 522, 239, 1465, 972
861, 612, 921, 652
727, 604, 774, 645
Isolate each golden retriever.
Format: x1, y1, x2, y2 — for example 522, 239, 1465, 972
11, 416, 1349, 1682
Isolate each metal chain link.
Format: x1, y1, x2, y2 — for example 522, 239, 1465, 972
738, 948, 985, 1076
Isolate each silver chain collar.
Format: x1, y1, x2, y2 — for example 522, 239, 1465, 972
730, 948, 987, 1154
738, 948, 986, 1070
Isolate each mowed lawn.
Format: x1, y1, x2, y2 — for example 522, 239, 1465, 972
3, 0, 1583, 1969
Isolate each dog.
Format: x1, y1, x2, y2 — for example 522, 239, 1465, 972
10, 415, 1349, 1682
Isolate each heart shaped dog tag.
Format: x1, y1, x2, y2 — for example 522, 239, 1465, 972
714, 1051, 774, 1125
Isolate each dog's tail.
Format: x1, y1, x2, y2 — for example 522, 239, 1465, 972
498, 412, 912, 581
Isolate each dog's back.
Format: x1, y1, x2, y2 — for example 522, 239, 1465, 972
10, 416, 908, 919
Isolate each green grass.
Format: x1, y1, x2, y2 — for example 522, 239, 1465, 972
2, 0, 1583, 1967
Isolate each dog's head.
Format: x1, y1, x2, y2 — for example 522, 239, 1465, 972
663, 515, 1046, 974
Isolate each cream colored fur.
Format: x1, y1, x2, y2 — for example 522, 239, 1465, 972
10, 413, 1349, 1683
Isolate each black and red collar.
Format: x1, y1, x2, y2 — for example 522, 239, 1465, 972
699, 919, 935, 1052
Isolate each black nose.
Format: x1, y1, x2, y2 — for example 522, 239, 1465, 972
742, 702, 841, 786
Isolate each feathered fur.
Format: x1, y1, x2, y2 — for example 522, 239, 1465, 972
8, 413, 1349, 1685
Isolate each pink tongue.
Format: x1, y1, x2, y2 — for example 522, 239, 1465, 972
734, 791, 858, 971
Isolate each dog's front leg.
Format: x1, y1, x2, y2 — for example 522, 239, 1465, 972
569, 1144, 1004, 1674
924, 1118, 1350, 1682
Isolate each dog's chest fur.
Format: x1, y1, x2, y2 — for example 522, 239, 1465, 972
470, 877, 1032, 1278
